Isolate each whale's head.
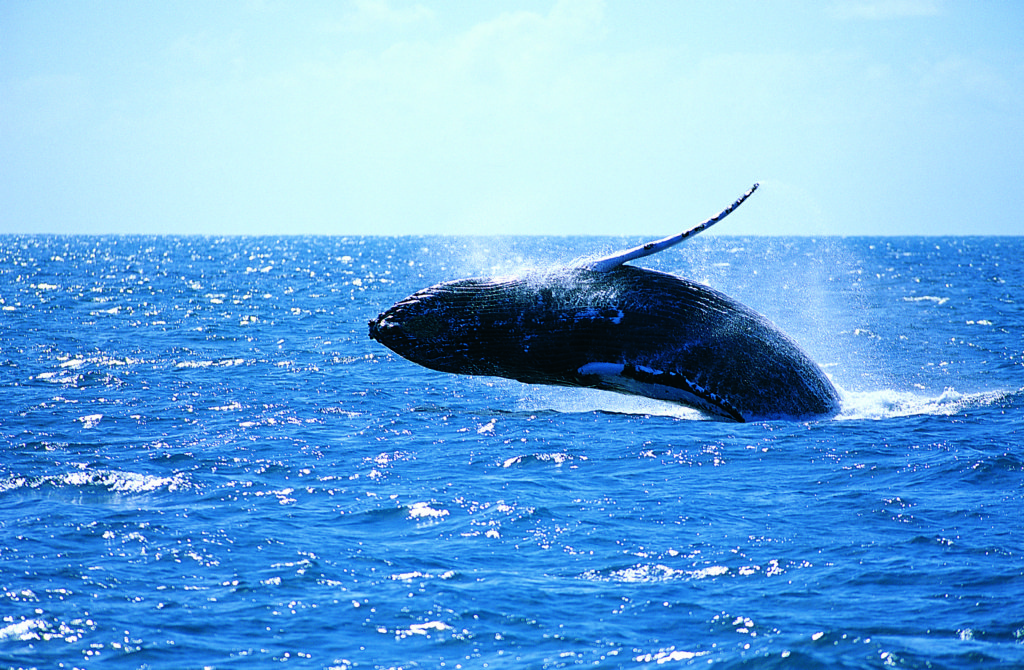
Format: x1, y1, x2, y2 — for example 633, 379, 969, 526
368, 278, 526, 375
369, 289, 451, 370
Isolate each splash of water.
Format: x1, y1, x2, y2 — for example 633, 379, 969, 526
835, 386, 1016, 421
511, 381, 1016, 422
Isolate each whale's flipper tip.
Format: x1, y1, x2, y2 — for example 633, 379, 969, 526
586, 183, 760, 273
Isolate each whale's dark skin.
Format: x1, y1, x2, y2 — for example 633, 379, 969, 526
367, 184, 841, 422
368, 265, 840, 422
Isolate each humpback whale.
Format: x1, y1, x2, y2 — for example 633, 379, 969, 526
368, 184, 841, 422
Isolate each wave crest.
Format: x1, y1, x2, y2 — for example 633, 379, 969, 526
836, 386, 1018, 421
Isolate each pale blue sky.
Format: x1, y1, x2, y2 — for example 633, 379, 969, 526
2, 1, 1022, 235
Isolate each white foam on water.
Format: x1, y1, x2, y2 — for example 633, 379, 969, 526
515, 381, 1016, 423
0, 618, 48, 642
1, 469, 190, 494
836, 386, 1015, 421
407, 501, 449, 520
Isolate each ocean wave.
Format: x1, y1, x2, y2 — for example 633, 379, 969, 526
0, 616, 93, 644
581, 554, 815, 584
0, 468, 189, 495
0, 618, 48, 642
501, 452, 587, 468
580, 563, 731, 583
836, 386, 1019, 421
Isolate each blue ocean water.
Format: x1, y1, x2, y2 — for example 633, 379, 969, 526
1, 234, 1022, 669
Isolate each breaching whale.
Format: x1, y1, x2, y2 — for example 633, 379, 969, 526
368, 184, 841, 422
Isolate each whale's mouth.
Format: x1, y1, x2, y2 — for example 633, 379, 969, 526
368, 305, 409, 351
368, 296, 471, 374
367, 314, 383, 341
367, 311, 399, 344
369, 297, 447, 344
577, 362, 745, 422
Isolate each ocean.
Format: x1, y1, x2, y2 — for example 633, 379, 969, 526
1, 234, 1022, 669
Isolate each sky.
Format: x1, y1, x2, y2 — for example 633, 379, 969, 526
2, 0, 1022, 236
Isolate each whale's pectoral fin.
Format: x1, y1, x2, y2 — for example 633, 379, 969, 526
577, 362, 746, 422
585, 183, 759, 273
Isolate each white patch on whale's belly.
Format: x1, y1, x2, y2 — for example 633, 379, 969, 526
577, 362, 742, 421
